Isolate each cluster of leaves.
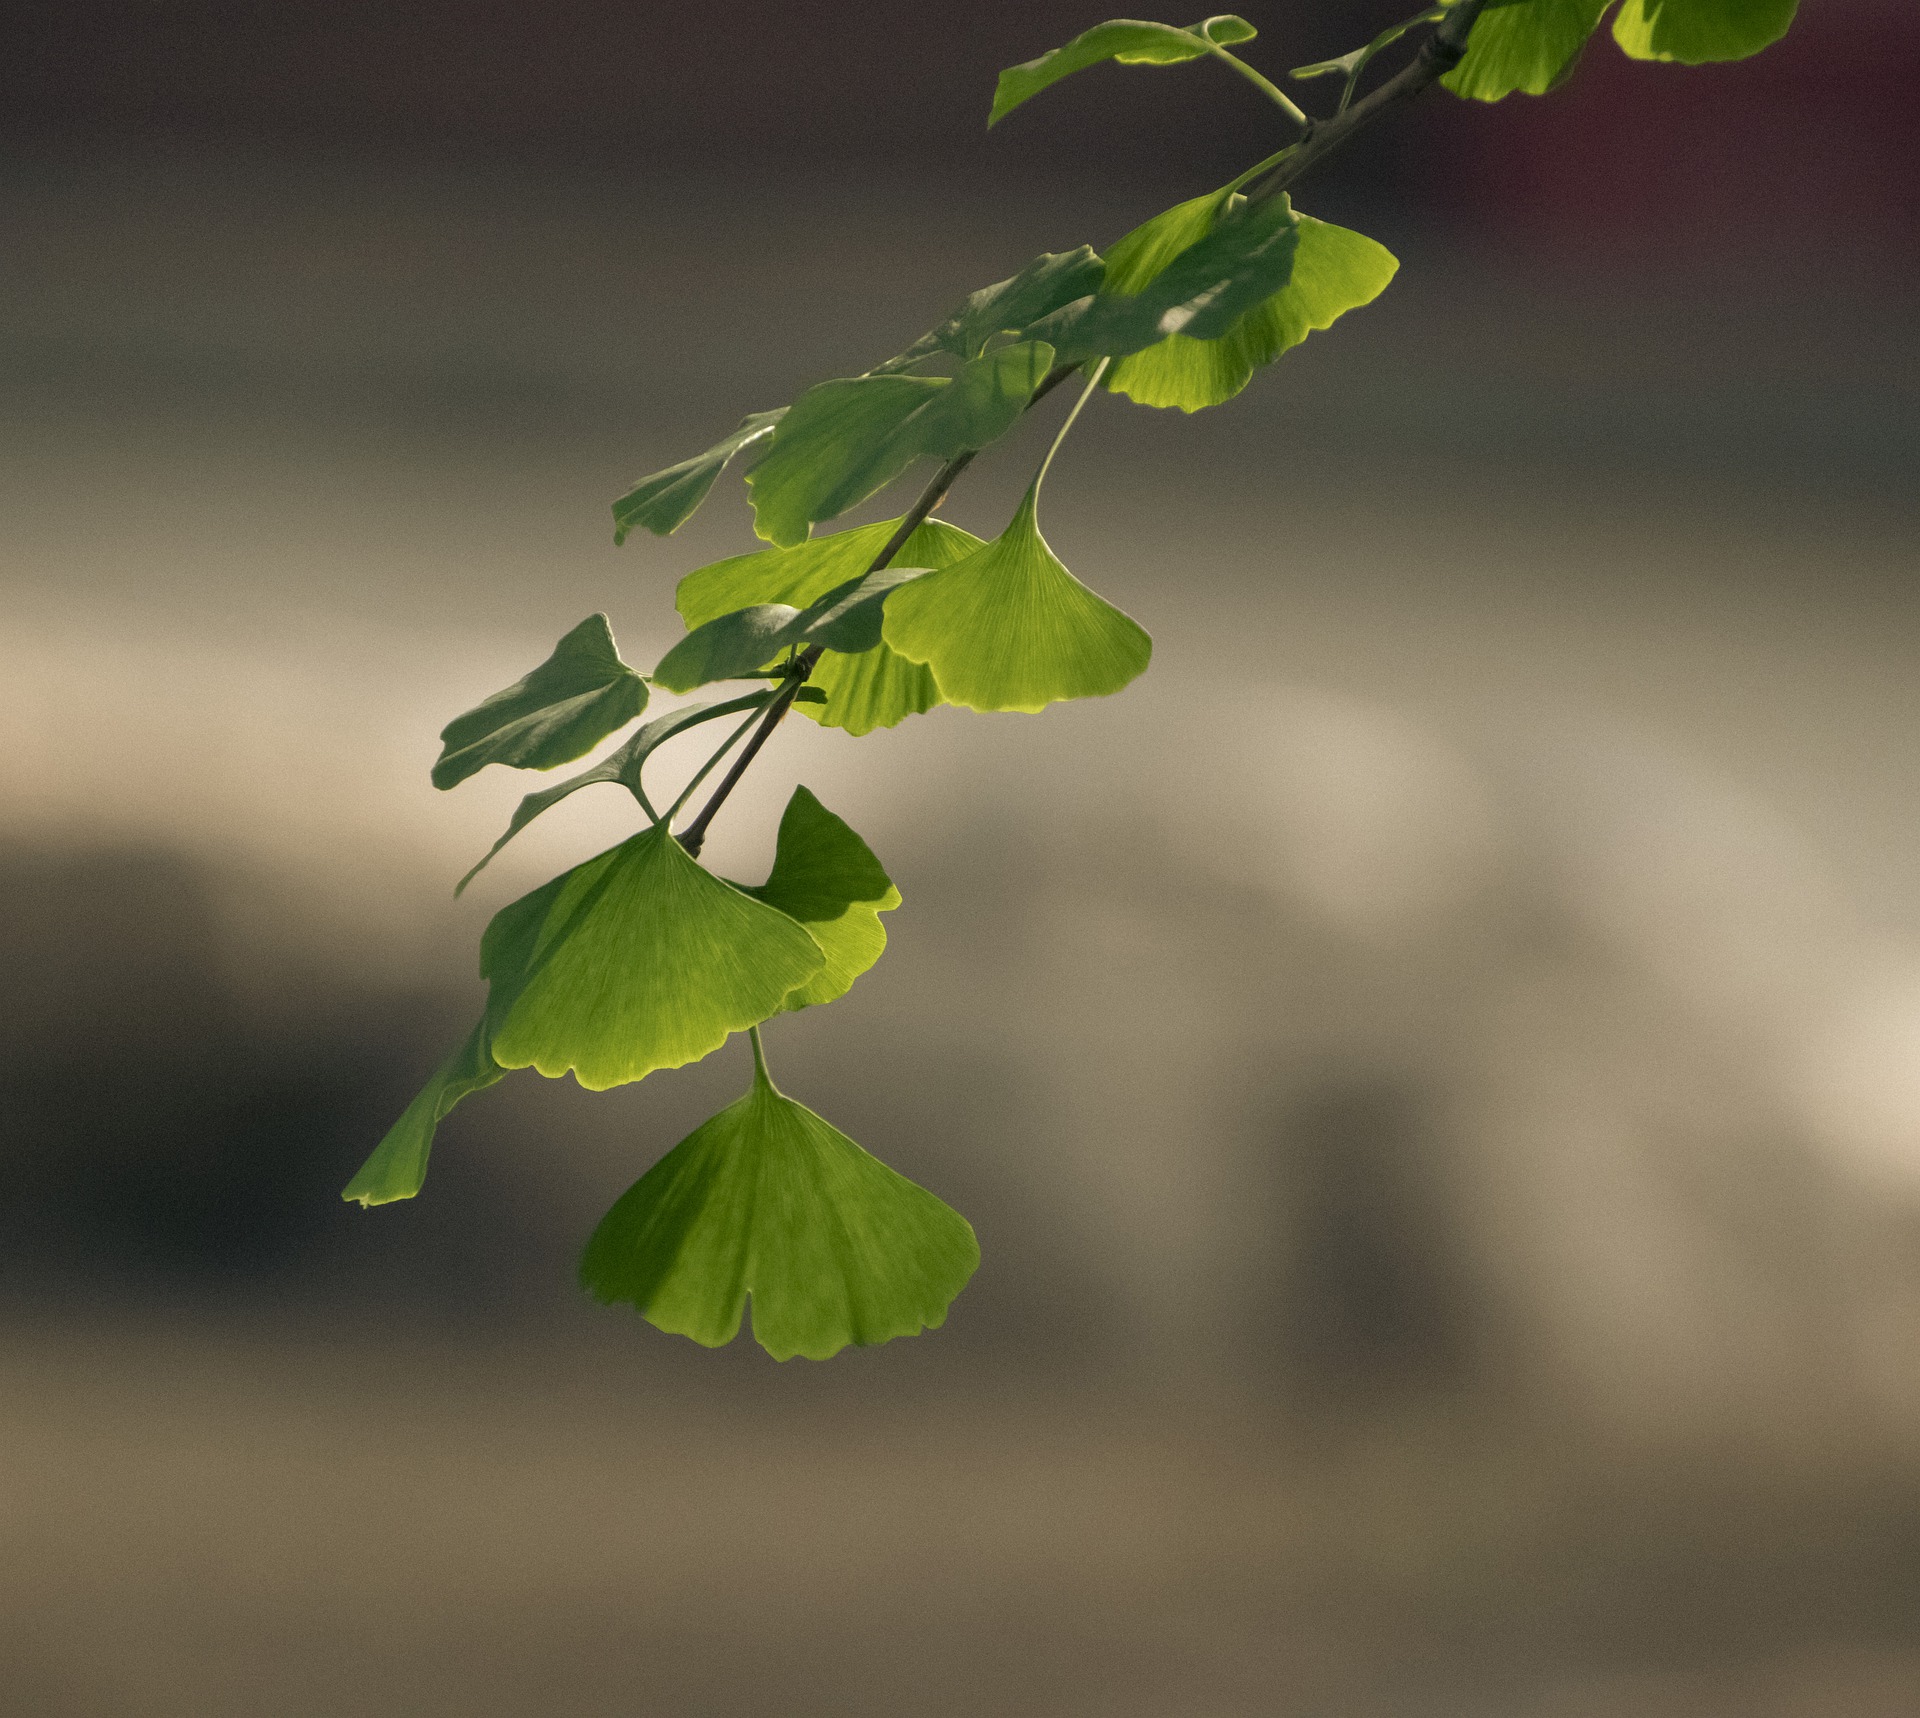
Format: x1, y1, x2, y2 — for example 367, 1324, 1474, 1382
348, 1, 1800, 1360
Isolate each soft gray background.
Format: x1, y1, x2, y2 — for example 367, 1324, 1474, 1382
4, 3, 1920, 1712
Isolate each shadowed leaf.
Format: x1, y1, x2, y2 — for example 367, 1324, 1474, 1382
746, 341, 1054, 547
612, 409, 785, 542
343, 1019, 503, 1206
736, 787, 900, 1011
433, 614, 649, 790
875, 247, 1106, 373
990, 15, 1256, 125
483, 824, 824, 1090
1024, 194, 1298, 366
882, 487, 1151, 713
579, 1059, 979, 1360
1106, 199, 1398, 411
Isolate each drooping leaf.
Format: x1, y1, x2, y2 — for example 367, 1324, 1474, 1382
1024, 193, 1299, 366
882, 486, 1152, 713
747, 341, 1055, 547
343, 1019, 504, 1206
989, 15, 1257, 125
677, 517, 987, 735
455, 689, 813, 894
612, 409, 785, 543
483, 824, 824, 1091
432, 614, 649, 791
735, 787, 900, 1011
1611, 0, 1797, 63
651, 605, 805, 694
1442, 0, 1610, 100
1107, 208, 1399, 411
579, 1057, 979, 1360
873, 247, 1106, 374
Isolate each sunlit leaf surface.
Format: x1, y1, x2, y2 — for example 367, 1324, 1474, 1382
432, 614, 649, 790
736, 787, 900, 1011
342, 1020, 503, 1206
1611, 0, 1797, 62
882, 488, 1151, 713
1442, 0, 1610, 99
611, 409, 785, 542
990, 15, 1257, 125
484, 825, 824, 1090
579, 1055, 979, 1360
1107, 202, 1398, 411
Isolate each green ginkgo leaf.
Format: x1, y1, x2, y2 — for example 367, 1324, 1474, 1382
456, 688, 815, 894
875, 248, 1106, 375
1611, 0, 1797, 63
1442, 0, 1610, 100
882, 486, 1151, 713
579, 1046, 979, 1360
484, 824, 824, 1090
1105, 201, 1399, 411
1025, 193, 1299, 366
747, 341, 1055, 547
989, 15, 1257, 125
343, 1019, 504, 1206
651, 604, 805, 694
678, 516, 988, 735
736, 787, 900, 1011
433, 614, 649, 791
612, 409, 785, 543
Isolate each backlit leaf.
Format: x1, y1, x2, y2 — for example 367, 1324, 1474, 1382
342, 1019, 503, 1206
483, 824, 824, 1090
579, 1056, 979, 1360
874, 247, 1106, 373
1611, 0, 1797, 63
1024, 193, 1299, 366
433, 614, 649, 791
612, 409, 785, 543
1442, 0, 1610, 100
747, 341, 1055, 547
736, 787, 900, 1011
882, 486, 1151, 713
990, 16, 1257, 125
677, 516, 986, 732
1108, 208, 1399, 410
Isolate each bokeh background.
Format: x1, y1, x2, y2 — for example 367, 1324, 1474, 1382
5, 2, 1920, 1712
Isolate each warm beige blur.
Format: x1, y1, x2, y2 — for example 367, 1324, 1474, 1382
3, 149, 1919, 1714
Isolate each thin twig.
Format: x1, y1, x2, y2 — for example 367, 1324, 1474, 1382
676, 1, 1491, 858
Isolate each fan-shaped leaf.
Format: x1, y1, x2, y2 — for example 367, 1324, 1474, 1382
433, 614, 649, 791
651, 604, 804, 694
580, 1059, 979, 1360
1612, 0, 1797, 63
483, 824, 824, 1090
747, 341, 1054, 547
612, 409, 785, 543
1025, 193, 1299, 366
1442, 0, 1610, 100
343, 1019, 503, 1206
1108, 208, 1399, 410
735, 787, 900, 1011
676, 516, 985, 735
990, 16, 1257, 125
882, 487, 1151, 713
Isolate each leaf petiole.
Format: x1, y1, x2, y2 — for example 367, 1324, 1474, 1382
1032, 356, 1112, 499
664, 705, 768, 827
1197, 38, 1312, 129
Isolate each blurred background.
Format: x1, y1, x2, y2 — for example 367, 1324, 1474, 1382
4, 1, 1920, 1712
